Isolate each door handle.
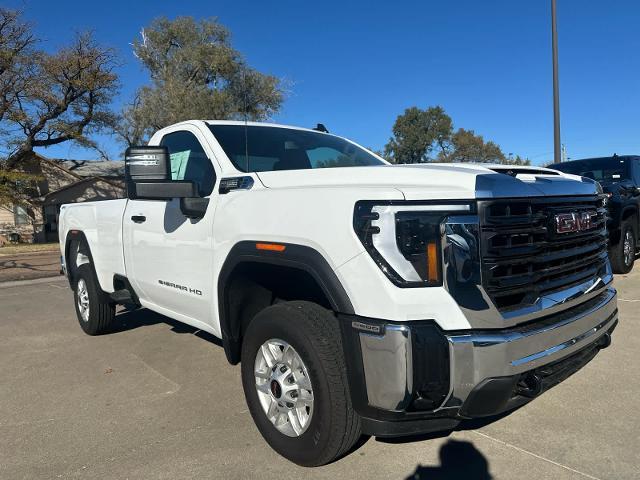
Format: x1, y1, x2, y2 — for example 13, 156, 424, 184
131, 215, 146, 224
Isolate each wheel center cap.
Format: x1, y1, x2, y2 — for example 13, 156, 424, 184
270, 380, 282, 399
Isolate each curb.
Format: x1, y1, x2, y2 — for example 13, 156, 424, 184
0, 250, 60, 257
0, 275, 67, 288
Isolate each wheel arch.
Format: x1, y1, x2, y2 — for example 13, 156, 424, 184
218, 241, 354, 364
64, 230, 93, 287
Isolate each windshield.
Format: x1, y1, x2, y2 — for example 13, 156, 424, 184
553, 157, 631, 182
208, 125, 386, 172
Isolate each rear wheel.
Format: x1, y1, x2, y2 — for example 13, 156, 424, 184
241, 301, 361, 466
73, 264, 115, 335
610, 222, 636, 273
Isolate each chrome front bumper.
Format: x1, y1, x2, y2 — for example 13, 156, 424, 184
356, 286, 617, 414
444, 286, 617, 413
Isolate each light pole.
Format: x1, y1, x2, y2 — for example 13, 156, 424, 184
551, 0, 561, 163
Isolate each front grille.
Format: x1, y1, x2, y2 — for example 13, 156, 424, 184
479, 196, 608, 311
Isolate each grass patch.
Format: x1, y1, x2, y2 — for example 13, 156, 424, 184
0, 242, 59, 255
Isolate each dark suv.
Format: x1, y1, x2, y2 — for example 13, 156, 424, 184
553, 155, 640, 273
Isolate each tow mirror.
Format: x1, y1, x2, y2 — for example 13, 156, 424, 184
125, 146, 197, 200
125, 146, 171, 182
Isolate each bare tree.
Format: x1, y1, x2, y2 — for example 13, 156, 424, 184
0, 9, 120, 219
3, 31, 119, 168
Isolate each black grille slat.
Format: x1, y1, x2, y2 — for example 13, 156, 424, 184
487, 265, 603, 304
485, 251, 607, 291
485, 231, 608, 258
479, 196, 608, 311
483, 213, 547, 226
486, 239, 607, 267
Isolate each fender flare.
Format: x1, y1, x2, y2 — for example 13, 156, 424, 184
64, 230, 93, 286
217, 241, 354, 363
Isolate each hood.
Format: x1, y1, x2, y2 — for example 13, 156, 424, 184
256, 163, 599, 200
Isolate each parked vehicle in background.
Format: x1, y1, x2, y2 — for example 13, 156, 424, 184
552, 155, 640, 273
58, 121, 618, 466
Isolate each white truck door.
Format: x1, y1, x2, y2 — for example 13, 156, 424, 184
122, 127, 218, 330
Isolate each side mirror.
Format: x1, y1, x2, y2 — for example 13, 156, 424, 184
125, 146, 197, 200
180, 197, 210, 219
125, 146, 171, 182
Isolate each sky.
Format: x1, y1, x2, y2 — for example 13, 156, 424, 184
5, 0, 640, 165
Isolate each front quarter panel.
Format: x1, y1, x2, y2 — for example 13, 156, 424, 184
209, 184, 404, 329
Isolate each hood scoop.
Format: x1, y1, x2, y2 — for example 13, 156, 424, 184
486, 166, 560, 177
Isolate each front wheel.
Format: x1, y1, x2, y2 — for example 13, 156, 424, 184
610, 222, 636, 274
241, 301, 361, 466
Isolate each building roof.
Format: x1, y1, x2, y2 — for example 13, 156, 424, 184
54, 159, 124, 178
41, 176, 125, 205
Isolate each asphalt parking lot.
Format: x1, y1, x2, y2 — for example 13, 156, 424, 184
1, 272, 638, 480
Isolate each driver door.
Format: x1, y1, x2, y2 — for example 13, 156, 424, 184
122, 127, 218, 329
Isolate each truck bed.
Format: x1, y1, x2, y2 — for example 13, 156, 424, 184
59, 198, 128, 292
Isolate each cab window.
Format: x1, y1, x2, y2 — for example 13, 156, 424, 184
160, 131, 216, 196
209, 125, 385, 172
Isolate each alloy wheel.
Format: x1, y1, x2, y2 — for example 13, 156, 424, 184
254, 339, 314, 437
76, 278, 90, 322
624, 230, 634, 266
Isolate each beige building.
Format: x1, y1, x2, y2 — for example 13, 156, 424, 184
0, 153, 124, 243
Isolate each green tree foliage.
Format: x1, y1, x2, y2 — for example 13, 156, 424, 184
384, 106, 530, 165
438, 128, 530, 165
0, 8, 34, 124
383, 106, 452, 164
117, 17, 285, 145
0, 8, 119, 210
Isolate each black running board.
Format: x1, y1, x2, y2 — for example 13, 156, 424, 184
110, 289, 134, 304
111, 274, 141, 307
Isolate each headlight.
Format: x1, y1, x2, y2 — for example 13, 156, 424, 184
354, 201, 474, 287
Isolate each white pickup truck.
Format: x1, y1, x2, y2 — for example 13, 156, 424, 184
58, 121, 618, 466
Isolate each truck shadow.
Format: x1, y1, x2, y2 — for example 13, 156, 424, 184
109, 307, 223, 347
403, 439, 492, 479
376, 415, 515, 477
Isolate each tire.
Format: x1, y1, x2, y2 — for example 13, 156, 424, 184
241, 301, 361, 466
73, 264, 115, 335
610, 221, 636, 274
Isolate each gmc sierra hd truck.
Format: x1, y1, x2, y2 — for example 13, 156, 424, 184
59, 121, 618, 466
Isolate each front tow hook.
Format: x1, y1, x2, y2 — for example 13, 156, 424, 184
515, 373, 543, 398
598, 332, 612, 349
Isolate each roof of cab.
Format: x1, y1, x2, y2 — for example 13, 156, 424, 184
205, 120, 326, 134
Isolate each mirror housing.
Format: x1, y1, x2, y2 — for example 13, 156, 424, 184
125, 145, 198, 201
130, 180, 198, 200
125, 146, 171, 182
124, 145, 209, 218
180, 197, 210, 219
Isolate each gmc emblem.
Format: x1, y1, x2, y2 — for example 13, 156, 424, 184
555, 211, 597, 234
